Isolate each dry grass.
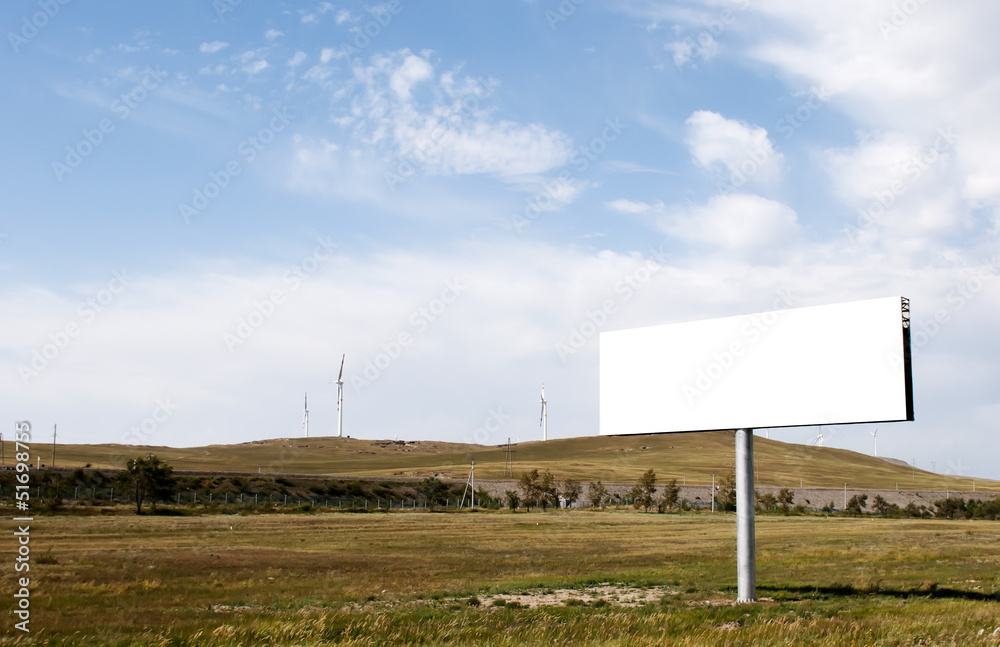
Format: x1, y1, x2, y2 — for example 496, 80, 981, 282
1, 508, 998, 645
12, 430, 996, 490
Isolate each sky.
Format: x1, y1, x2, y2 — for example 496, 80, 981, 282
1, 1, 998, 479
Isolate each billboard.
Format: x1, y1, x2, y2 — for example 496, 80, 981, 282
599, 296, 913, 435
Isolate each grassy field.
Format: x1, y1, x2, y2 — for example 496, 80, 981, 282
11, 431, 996, 491
3, 508, 998, 646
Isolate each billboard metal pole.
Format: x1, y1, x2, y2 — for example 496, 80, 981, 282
736, 428, 757, 602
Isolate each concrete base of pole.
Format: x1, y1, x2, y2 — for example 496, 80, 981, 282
736, 428, 757, 602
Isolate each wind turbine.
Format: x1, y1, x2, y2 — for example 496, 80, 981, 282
539, 383, 547, 441
811, 428, 824, 447
303, 393, 309, 438
872, 427, 878, 457
336, 354, 345, 438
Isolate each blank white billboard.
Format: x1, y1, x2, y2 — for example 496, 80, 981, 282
599, 296, 913, 435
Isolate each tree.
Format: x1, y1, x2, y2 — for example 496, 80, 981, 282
716, 473, 737, 512
777, 488, 795, 515
518, 469, 540, 510
504, 490, 520, 511
630, 469, 657, 512
117, 455, 176, 514
756, 491, 777, 513
659, 479, 680, 512
537, 470, 558, 510
845, 493, 868, 516
587, 481, 608, 509
934, 496, 966, 519
561, 479, 581, 509
416, 477, 449, 509
872, 494, 896, 517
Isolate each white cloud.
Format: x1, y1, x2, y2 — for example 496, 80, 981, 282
301, 2, 335, 24
302, 64, 333, 85
736, 2, 1000, 215
389, 54, 434, 99
5, 239, 997, 480
667, 35, 718, 68
659, 193, 800, 254
334, 50, 574, 178
685, 110, 783, 185
199, 41, 229, 54
336, 9, 353, 25
242, 60, 269, 76
605, 198, 656, 214
288, 51, 307, 67
264, 29, 284, 41
320, 48, 336, 64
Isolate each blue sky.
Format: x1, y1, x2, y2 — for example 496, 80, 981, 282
2, 1, 998, 480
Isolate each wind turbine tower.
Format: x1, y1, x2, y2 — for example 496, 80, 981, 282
336, 354, 345, 438
303, 393, 309, 438
540, 383, 548, 441
872, 427, 878, 457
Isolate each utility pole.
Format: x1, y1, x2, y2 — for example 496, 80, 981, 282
711, 473, 715, 513
504, 438, 516, 478
735, 429, 756, 602
51, 424, 57, 467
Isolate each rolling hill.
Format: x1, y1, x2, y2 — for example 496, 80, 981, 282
15, 431, 995, 491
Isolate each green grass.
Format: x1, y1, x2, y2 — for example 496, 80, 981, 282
11, 431, 997, 490
2, 509, 998, 645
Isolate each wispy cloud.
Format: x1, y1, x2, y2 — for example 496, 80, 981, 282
199, 41, 229, 54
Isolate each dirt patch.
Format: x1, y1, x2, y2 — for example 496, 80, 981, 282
473, 584, 678, 609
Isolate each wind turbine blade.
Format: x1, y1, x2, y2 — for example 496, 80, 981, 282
338, 354, 346, 381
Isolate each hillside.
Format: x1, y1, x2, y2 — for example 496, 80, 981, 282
15, 431, 996, 491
